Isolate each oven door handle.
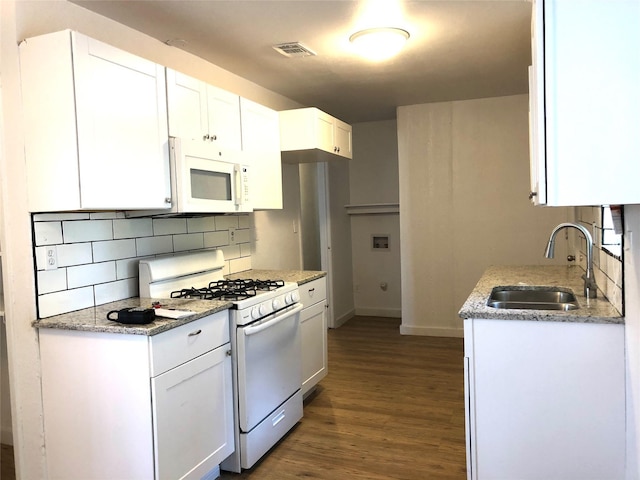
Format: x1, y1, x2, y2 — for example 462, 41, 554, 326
244, 304, 304, 336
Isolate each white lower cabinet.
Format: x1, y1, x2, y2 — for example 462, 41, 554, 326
299, 278, 328, 396
464, 318, 625, 480
39, 311, 234, 480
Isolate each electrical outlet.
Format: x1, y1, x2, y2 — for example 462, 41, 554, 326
45, 245, 57, 270
229, 228, 237, 246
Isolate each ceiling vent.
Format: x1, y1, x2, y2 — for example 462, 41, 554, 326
272, 42, 317, 58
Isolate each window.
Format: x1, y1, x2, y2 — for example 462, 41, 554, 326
602, 205, 622, 258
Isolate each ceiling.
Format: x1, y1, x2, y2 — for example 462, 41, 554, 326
70, 0, 532, 124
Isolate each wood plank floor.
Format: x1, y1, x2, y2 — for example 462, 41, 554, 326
0, 316, 467, 480
221, 316, 467, 479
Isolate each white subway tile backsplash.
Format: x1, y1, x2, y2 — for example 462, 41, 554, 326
153, 218, 187, 236
93, 239, 137, 262
173, 233, 205, 252
136, 235, 174, 257
576, 206, 623, 313
215, 215, 239, 230
238, 215, 250, 229
57, 243, 93, 267
34, 222, 63, 246
113, 218, 153, 239
68, 262, 117, 289
187, 217, 216, 233
235, 228, 251, 244
38, 287, 94, 318
240, 243, 252, 257
116, 257, 142, 280
33, 213, 90, 222
94, 278, 138, 305
33, 212, 252, 318
204, 231, 229, 248
90, 212, 124, 220
220, 245, 241, 260
37, 269, 67, 294
63, 220, 113, 243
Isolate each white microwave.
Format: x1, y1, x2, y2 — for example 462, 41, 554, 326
169, 137, 251, 213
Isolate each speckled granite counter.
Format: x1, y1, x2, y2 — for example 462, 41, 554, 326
226, 269, 326, 285
458, 265, 623, 324
32, 297, 232, 335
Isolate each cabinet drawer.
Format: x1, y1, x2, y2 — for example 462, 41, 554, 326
149, 310, 229, 376
299, 278, 326, 308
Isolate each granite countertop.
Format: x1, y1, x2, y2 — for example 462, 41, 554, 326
226, 269, 326, 285
33, 269, 326, 335
458, 265, 623, 324
33, 297, 233, 335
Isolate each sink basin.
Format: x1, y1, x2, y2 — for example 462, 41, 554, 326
487, 286, 579, 311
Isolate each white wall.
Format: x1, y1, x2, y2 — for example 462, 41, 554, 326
349, 120, 401, 317
397, 95, 571, 337
251, 164, 303, 270
2, 1, 302, 475
624, 205, 640, 479
326, 161, 355, 327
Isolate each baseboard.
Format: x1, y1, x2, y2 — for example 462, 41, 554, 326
354, 307, 401, 318
399, 324, 463, 338
331, 309, 355, 328
1, 426, 13, 445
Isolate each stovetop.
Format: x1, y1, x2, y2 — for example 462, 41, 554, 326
170, 279, 286, 302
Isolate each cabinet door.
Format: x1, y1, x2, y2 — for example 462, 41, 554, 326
534, 0, 640, 206
73, 33, 170, 210
468, 318, 625, 479
528, 0, 546, 206
240, 98, 282, 209
316, 110, 336, 154
334, 118, 353, 159
167, 69, 209, 141
300, 301, 328, 395
207, 85, 242, 151
152, 344, 234, 480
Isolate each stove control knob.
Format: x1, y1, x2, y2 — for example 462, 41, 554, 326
251, 306, 261, 320
291, 291, 300, 303
259, 304, 269, 317
272, 298, 281, 310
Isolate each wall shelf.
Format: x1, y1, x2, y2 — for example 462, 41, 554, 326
345, 203, 399, 215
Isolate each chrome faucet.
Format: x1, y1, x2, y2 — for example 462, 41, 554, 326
545, 222, 597, 298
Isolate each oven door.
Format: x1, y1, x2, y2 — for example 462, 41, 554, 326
236, 303, 303, 432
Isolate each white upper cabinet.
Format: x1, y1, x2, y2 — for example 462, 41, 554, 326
280, 107, 353, 163
167, 69, 242, 152
19, 30, 171, 212
240, 98, 283, 209
530, 0, 640, 206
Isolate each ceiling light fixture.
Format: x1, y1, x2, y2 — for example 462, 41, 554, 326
349, 27, 409, 61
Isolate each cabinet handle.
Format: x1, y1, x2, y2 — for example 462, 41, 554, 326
164, 197, 172, 204
528, 191, 538, 200
188, 329, 202, 336
226, 349, 232, 356
211, 134, 217, 141
203, 134, 210, 141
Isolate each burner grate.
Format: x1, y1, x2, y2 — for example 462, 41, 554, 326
170, 279, 285, 302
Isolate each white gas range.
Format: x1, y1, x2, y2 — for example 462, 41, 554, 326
139, 250, 303, 473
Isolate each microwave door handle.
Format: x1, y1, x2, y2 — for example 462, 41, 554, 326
234, 164, 243, 206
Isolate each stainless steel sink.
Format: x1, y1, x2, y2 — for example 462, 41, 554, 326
487, 286, 580, 311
